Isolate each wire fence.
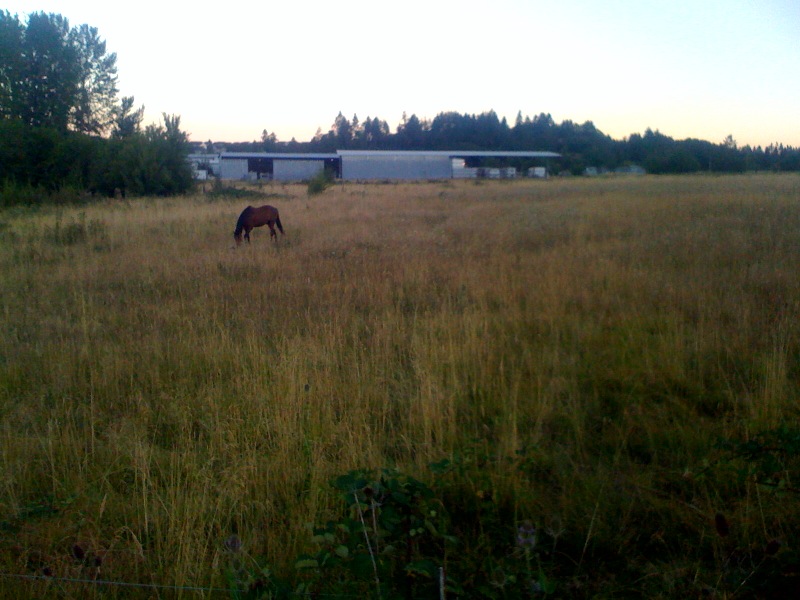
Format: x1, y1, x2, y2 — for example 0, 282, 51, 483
0, 571, 232, 595
0, 570, 406, 598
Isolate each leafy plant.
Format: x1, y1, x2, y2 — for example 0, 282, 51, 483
307, 169, 334, 196
715, 425, 800, 493
681, 427, 800, 597
293, 468, 454, 599
221, 532, 310, 600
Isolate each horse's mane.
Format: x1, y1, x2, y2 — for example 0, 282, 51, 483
234, 206, 254, 236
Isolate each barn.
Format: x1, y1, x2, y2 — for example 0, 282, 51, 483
338, 150, 451, 180
218, 152, 338, 181
213, 150, 560, 181
338, 150, 560, 181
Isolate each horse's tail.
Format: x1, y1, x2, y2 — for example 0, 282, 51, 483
234, 206, 253, 237
275, 214, 284, 234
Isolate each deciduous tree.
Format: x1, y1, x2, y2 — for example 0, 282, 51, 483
69, 24, 118, 134
0, 11, 118, 134
111, 95, 144, 138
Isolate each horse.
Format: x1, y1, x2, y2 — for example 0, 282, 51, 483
233, 205, 284, 246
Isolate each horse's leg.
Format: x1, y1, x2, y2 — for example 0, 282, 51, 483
245, 226, 252, 243
268, 222, 277, 240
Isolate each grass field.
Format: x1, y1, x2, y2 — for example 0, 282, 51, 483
1, 174, 799, 598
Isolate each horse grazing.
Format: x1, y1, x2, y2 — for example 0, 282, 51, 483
233, 205, 284, 245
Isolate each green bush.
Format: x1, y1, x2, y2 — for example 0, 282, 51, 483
307, 169, 334, 196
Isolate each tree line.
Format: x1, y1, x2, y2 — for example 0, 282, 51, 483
245, 110, 799, 175
0, 11, 193, 206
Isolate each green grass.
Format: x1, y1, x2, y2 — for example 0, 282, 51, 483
1, 174, 799, 598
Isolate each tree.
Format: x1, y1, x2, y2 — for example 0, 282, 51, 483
0, 11, 25, 121
333, 111, 352, 148
351, 113, 360, 142
18, 12, 80, 130
261, 128, 277, 151
0, 11, 118, 134
105, 113, 193, 197
397, 113, 425, 149
69, 24, 118, 134
0, 12, 195, 203
362, 116, 390, 146
111, 95, 143, 138
722, 134, 737, 150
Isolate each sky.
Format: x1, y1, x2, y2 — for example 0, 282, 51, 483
5, 0, 800, 148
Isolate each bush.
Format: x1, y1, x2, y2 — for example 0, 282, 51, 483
307, 169, 334, 196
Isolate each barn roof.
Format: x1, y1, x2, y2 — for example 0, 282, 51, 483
218, 150, 560, 160
337, 150, 561, 158
220, 152, 338, 159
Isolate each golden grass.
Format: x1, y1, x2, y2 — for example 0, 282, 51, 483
1, 174, 799, 597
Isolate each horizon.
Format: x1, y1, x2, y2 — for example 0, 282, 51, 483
184, 110, 792, 150
5, 0, 799, 149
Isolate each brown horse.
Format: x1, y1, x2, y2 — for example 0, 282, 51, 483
233, 205, 284, 245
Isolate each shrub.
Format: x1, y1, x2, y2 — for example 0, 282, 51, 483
307, 169, 334, 196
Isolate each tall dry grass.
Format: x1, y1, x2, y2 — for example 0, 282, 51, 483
1, 174, 799, 597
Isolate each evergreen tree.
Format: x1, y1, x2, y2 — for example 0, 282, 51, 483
261, 128, 278, 151
397, 113, 425, 149
333, 111, 352, 148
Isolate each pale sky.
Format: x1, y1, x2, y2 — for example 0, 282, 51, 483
5, 0, 800, 148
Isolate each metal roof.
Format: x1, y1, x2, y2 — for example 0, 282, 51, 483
336, 150, 561, 158
220, 152, 338, 159
218, 150, 560, 159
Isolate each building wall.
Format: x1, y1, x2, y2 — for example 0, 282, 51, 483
219, 158, 249, 180
453, 167, 478, 179
218, 151, 560, 181
273, 159, 324, 181
342, 154, 452, 180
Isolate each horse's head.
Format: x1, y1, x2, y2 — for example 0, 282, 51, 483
233, 230, 242, 246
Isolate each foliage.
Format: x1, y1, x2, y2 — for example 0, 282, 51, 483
681, 427, 800, 598
0, 12, 191, 204
714, 426, 800, 494
292, 469, 454, 598
111, 95, 144, 139
0, 113, 194, 204
217, 469, 453, 599
224, 465, 561, 598
0, 10, 118, 134
0, 119, 102, 201
306, 168, 334, 196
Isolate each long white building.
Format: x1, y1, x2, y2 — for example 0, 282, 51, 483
192, 150, 560, 182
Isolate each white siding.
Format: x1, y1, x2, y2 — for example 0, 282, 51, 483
342, 154, 452, 180
219, 158, 249, 180
273, 160, 325, 181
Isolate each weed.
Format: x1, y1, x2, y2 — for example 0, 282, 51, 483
307, 169, 334, 196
